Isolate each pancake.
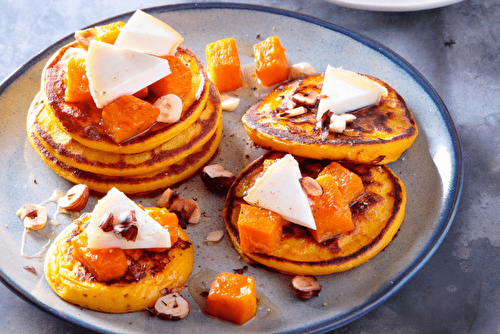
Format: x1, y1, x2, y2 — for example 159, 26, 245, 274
223, 151, 406, 275
44, 213, 194, 313
29, 83, 221, 177
29, 120, 223, 197
242, 73, 418, 164
41, 43, 210, 154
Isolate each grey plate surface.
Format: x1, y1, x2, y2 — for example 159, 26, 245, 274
0, 3, 463, 333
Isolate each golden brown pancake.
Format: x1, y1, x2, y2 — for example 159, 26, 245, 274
242, 73, 418, 164
44, 213, 194, 313
224, 151, 406, 275
29, 83, 221, 177
29, 120, 222, 197
41, 43, 210, 154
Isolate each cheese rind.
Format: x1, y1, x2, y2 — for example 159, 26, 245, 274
244, 154, 316, 230
86, 40, 171, 108
317, 65, 384, 121
114, 9, 184, 56
86, 188, 171, 249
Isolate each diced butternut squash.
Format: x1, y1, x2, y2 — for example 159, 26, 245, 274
205, 38, 243, 93
144, 207, 179, 245
149, 55, 192, 98
318, 161, 364, 204
253, 36, 289, 86
74, 22, 125, 51
206, 272, 257, 325
64, 58, 93, 103
237, 204, 282, 254
71, 231, 128, 282
101, 95, 160, 144
133, 86, 149, 99
308, 174, 354, 243
94, 21, 126, 45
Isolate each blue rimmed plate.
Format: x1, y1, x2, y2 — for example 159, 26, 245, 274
0, 3, 463, 333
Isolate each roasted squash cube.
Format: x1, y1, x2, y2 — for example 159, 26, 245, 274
149, 55, 192, 98
205, 38, 243, 93
309, 174, 354, 243
101, 95, 160, 144
206, 272, 257, 325
237, 204, 282, 254
318, 161, 364, 204
64, 58, 93, 103
253, 35, 289, 86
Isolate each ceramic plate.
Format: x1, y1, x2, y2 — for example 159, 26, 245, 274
0, 3, 463, 333
326, 0, 465, 11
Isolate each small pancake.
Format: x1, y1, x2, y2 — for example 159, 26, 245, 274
224, 151, 406, 275
41, 43, 210, 154
44, 214, 194, 313
29, 83, 221, 176
242, 73, 418, 164
29, 120, 223, 197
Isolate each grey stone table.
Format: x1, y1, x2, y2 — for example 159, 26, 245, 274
0, 0, 496, 333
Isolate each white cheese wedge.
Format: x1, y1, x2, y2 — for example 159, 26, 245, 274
86, 40, 171, 108
86, 187, 171, 250
244, 154, 316, 230
316, 65, 385, 122
114, 10, 184, 56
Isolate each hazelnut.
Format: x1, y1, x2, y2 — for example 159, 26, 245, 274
156, 188, 179, 209
289, 62, 316, 79
154, 94, 183, 123
292, 91, 319, 108
201, 164, 235, 193
16, 204, 48, 231
154, 293, 190, 320
205, 230, 224, 243
170, 198, 200, 224
58, 184, 90, 211
220, 94, 240, 111
279, 106, 307, 118
291, 275, 322, 300
300, 176, 323, 197
99, 212, 114, 232
114, 210, 138, 241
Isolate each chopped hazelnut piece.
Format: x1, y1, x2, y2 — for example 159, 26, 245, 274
154, 94, 183, 123
156, 188, 179, 209
300, 176, 323, 197
201, 164, 235, 193
220, 94, 240, 111
58, 184, 90, 212
205, 230, 224, 243
114, 210, 138, 241
291, 275, 322, 300
170, 198, 200, 224
99, 212, 114, 232
154, 293, 190, 320
289, 62, 316, 79
279, 106, 307, 118
292, 91, 319, 108
16, 204, 48, 231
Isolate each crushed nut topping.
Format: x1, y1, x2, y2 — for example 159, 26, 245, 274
201, 164, 235, 193
300, 176, 323, 197
58, 184, 90, 211
154, 293, 190, 320
113, 210, 138, 241
291, 275, 322, 300
99, 212, 114, 232
16, 204, 48, 231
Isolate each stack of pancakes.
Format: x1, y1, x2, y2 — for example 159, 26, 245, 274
28, 42, 222, 196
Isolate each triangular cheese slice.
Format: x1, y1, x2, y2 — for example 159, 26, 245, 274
86, 40, 171, 108
317, 65, 384, 121
114, 10, 184, 56
244, 154, 316, 230
86, 187, 171, 249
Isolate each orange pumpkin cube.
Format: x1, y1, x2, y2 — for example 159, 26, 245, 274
237, 204, 282, 254
205, 38, 243, 93
71, 231, 128, 282
101, 95, 160, 144
206, 272, 257, 325
309, 174, 354, 243
94, 21, 126, 45
149, 55, 193, 98
318, 161, 365, 204
253, 35, 289, 86
64, 58, 93, 103
145, 207, 179, 245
